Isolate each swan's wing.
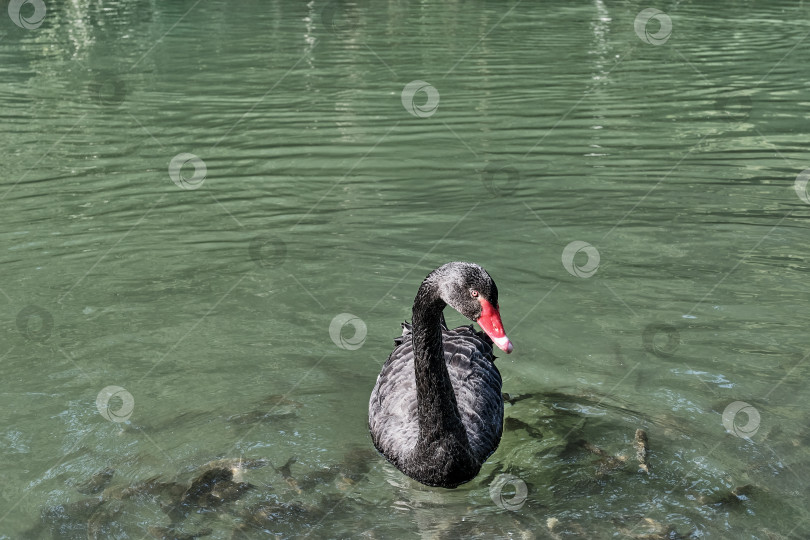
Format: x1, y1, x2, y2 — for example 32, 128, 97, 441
369, 323, 503, 467
443, 326, 504, 464
368, 331, 420, 464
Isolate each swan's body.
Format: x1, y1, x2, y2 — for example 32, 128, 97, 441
368, 262, 513, 488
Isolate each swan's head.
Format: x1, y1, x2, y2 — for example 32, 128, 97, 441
433, 262, 513, 354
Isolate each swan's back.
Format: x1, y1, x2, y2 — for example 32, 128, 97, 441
368, 322, 504, 471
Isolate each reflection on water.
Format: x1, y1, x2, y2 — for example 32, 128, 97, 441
2, 0, 810, 538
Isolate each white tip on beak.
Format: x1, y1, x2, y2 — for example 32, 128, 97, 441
491, 335, 513, 354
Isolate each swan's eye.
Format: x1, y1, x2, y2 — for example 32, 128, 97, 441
470, 290, 479, 298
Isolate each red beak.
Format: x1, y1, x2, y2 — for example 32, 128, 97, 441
476, 297, 513, 354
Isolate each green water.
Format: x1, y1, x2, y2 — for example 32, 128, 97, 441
2, 0, 810, 538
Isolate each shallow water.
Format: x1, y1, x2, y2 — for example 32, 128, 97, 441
2, 0, 810, 538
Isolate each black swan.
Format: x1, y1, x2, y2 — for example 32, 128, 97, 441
368, 262, 512, 488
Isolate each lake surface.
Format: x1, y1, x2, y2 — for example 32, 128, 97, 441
2, 0, 810, 538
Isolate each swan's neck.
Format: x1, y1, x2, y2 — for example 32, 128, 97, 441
411, 280, 471, 453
